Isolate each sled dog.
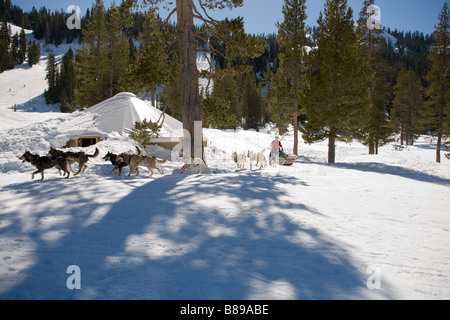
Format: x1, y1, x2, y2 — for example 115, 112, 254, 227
233, 151, 246, 169
116, 154, 166, 177
47, 147, 99, 176
103, 146, 141, 176
180, 158, 207, 174
20, 151, 70, 180
247, 150, 267, 170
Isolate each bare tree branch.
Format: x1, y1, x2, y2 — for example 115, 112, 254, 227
195, 34, 227, 60
162, 7, 177, 26
197, 0, 221, 25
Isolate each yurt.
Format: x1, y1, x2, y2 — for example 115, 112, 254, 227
85, 92, 183, 149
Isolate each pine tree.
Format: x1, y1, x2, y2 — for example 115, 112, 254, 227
129, 119, 162, 148
10, 32, 19, 65
44, 20, 50, 45
210, 67, 240, 127
44, 53, 60, 104
160, 52, 182, 120
425, 2, 449, 162
392, 69, 424, 145
18, 28, 26, 64
75, 0, 136, 109
106, 0, 132, 97
241, 72, 262, 129
270, 0, 309, 155
202, 96, 239, 129
27, 40, 40, 67
357, 0, 393, 154
260, 61, 274, 124
60, 48, 76, 112
126, 9, 170, 105
74, 0, 109, 108
302, 0, 366, 163
0, 20, 12, 72
0, 34, 8, 72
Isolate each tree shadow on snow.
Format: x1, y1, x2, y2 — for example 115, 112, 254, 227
14, 94, 61, 113
0, 172, 395, 300
330, 162, 450, 187
296, 155, 450, 187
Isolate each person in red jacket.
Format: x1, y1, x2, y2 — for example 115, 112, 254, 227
270, 136, 282, 165
271, 136, 289, 159
271, 136, 282, 150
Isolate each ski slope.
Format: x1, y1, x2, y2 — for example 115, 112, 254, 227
0, 34, 449, 300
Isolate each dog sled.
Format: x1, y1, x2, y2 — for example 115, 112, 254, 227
279, 155, 296, 166
269, 148, 296, 166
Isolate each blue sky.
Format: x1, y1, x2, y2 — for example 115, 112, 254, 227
12, 0, 447, 35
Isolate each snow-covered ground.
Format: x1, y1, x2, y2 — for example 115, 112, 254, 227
1, 33, 449, 300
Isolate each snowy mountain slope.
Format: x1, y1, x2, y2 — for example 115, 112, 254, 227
0, 34, 449, 300
0, 23, 79, 130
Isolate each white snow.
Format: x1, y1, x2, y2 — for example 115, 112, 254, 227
0, 34, 449, 300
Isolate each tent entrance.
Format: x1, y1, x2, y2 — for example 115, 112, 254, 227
65, 137, 101, 148
80, 137, 99, 147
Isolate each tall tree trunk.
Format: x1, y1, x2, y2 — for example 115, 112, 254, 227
109, 68, 114, 97
293, 73, 299, 155
436, 133, 442, 163
368, 140, 375, 154
436, 83, 445, 163
328, 126, 336, 164
176, 0, 203, 162
400, 125, 404, 145
293, 105, 298, 155
436, 103, 443, 163
368, 82, 375, 155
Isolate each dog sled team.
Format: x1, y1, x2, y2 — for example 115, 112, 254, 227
232, 136, 296, 170
19, 136, 296, 180
20, 146, 166, 181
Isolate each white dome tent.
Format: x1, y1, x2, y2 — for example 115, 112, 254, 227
85, 92, 183, 149
86, 92, 182, 136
